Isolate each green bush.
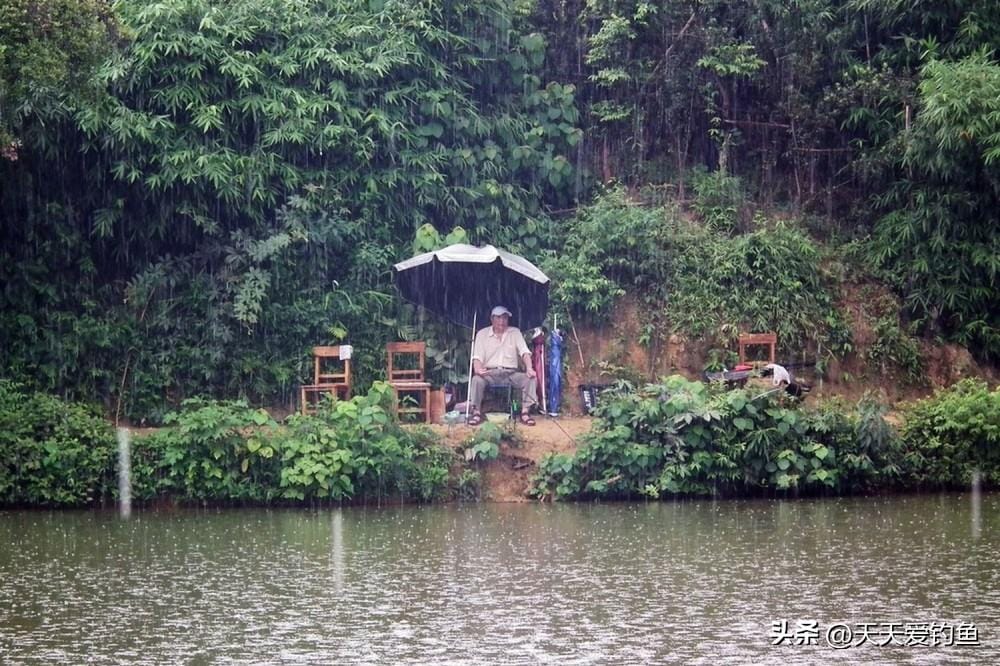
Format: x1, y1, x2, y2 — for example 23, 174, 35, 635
133, 382, 454, 505
866, 316, 923, 382
462, 422, 503, 462
454, 469, 482, 501
667, 221, 852, 359
530, 375, 892, 500
896, 379, 1000, 488
0, 382, 115, 506
540, 187, 654, 322
403, 428, 455, 503
541, 251, 624, 322
531, 375, 1000, 501
691, 169, 746, 233
133, 398, 283, 502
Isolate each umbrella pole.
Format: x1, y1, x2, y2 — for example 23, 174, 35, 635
466, 312, 477, 422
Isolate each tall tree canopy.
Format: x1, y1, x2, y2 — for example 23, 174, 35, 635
0, 0, 118, 159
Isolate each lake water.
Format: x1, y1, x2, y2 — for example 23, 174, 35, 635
1, 494, 997, 664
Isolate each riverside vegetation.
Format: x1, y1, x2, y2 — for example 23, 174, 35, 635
530, 377, 1000, 501
2, 378, 998, 507
0, 380, 454, 506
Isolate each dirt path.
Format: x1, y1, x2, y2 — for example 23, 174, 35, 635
427, 416, 594, 502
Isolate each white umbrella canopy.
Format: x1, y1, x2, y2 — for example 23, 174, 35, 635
393, 244, 550, 328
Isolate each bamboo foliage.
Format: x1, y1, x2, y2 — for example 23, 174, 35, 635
870, 52, 1000, 354
0, 0, 581, 418
81, 0, 578, 239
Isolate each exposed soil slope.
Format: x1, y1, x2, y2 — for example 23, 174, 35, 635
427, 416, 593, 502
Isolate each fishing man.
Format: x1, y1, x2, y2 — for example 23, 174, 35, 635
467, 305, 537, 426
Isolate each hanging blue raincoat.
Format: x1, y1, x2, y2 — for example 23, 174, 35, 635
548, 329, 563, 415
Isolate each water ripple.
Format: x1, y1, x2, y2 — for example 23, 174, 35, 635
1, 495, 997, 664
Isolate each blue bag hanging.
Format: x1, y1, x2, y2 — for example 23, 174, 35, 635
548, 328, 563, 415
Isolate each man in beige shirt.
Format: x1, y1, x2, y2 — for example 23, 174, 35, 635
468, 305, 537, 425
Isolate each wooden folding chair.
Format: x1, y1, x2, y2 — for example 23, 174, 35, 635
387, 341, 431, 423
300, 346, 351, 414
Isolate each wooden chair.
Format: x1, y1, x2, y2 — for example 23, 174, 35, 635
738, 332, 777, 366
387, 341, 431, 423
300, 346, 351, 414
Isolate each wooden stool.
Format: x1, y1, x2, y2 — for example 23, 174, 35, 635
738, 332, 777, 365
300, 384, 350, 415
387, 341, 431, 423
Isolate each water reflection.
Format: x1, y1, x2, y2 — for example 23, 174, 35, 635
0, 495, 997, 664
972, 472, 982, 540
116, 427, 131, 519
330, 509, 345, 595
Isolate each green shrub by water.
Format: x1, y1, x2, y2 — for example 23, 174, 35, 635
0, 381, 115, 506
3, 378, 996, 507
0, 382, 453, 507
530, 376, 887, 499
133, 382, 454, 505
130, 397, 283, 502
894, 379, 1000, 489
530, 375, 1000, 500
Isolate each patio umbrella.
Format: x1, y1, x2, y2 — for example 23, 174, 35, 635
393, 244, 550, 418
393, 244, 550, 329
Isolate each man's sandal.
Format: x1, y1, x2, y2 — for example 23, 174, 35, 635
467, 412, 484, 426
519, 413, 536, 426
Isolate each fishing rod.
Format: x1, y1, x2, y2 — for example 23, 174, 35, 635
776, 360, 817, 369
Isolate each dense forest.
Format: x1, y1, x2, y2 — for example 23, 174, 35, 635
2, 0, 998, 424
